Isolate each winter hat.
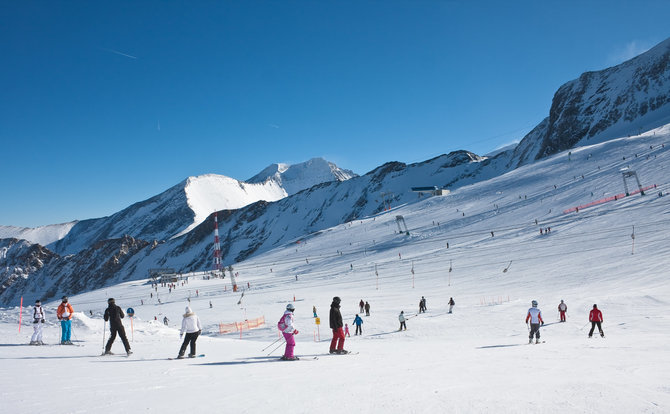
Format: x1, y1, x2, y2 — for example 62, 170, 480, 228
108, 298, 115, 304
35, 299, 41, 304
332, 296, 341, 304
185, 306, 192, 313
62, 296, 68, 302
593, 304, 598, 309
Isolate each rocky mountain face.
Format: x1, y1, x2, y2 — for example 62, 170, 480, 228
511, 37, 670, 167
2, 38, 670, 306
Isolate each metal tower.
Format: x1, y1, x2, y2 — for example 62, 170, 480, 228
213, 212, 222, 274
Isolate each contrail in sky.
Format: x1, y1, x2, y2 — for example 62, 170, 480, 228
101, 48, 138, 59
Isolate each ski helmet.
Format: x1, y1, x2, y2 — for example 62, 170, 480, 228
62, 296, 68, 302
332, 296, 341, 304
35, 299, 41, 304
531, 300, 538, 307
286, 303, 295, 311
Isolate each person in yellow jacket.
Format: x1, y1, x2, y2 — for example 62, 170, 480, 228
57, 296, 74, 345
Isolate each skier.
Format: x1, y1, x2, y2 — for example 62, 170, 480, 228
419, 296, 427, 313
104, 298, 132, 356
353, 314, 363, 335
209, 301, 213, 309
399, 311, 407, 331
448, 297, 455, 314
329, 296, 348, 354
163, 316, 169, 326
344, 323, 350, 337
525, 300, 544, 344
558, 300, 568, 322
276, 303, 299, 360
30, 299, 46, 345
57, 296, 74, 345
588, 304, 605, 338
313, 305, 317, 318
177, 306, 202, 359
359, 299, 365, 313
364, 301, 370, 316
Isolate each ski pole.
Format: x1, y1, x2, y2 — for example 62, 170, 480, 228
102, 320, 107, 354
261, 335, 283, 351
267, 339, 286, 356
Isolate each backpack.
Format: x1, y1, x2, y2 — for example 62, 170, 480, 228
277, 314, 287, 331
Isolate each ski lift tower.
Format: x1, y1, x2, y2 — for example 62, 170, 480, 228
621, 169, 645, 196
212, 212, 223, 277
395, 215, 409, 235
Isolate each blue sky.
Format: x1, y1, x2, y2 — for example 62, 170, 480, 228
2, 1, 669, 227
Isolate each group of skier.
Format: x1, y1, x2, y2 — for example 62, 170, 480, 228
526, 300, 605, 344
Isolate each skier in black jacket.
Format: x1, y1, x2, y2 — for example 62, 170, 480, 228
329, 296, 348, 354
104, 298, 132, 356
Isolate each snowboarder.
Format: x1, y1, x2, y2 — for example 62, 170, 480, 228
30, 299, 46, 345
329, 296, 348, 354
163, 316, 169, 326
558, 300, 567, 322
588, 304, 604, 338
278, 303, 299, 360
419, 296, 427, 313
353, 314, 363, 335
525, 300, 544, 344
399, 311, 407, 331
364, 301, 370, 316
177, 306, 202, 359
57, 296, 74, 345
104, 298, 132, 356
345, 323, 350, 337
448, 297, 455, 314
359, 299, 365, 313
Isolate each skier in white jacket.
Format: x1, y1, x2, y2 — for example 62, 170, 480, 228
177, 306, 202, 359
30, 300, 46, 345
278, 303, 299, 360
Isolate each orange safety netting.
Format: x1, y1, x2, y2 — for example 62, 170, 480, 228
219, 316, 265, 334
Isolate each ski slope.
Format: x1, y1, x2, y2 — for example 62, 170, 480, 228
1, 126, 669, 413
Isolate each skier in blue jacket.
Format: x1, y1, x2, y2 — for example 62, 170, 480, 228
353, 314, 363, 335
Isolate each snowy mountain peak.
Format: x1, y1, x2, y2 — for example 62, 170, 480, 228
247, 157, 357, 195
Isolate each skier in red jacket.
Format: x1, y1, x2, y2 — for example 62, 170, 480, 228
588, 304, 604, 338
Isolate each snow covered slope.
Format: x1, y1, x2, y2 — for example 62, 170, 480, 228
247, 157, 357, 195
0, 222, 76, 246
1, 126, 668, 413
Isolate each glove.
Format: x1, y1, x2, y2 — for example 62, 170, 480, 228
41, 319, 45, 323
541, 322, 545, 326
179, 333, 183, 339
293, 330, 299, 335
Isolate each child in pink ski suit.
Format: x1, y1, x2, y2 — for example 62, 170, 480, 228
279, 304, 299, 360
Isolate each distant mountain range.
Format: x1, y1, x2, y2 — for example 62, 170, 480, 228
2, 37, 669, 306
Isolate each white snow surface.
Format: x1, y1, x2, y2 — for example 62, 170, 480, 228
0, 222, 76, 246
2, 126, 670, 413
174, 174, 287, 237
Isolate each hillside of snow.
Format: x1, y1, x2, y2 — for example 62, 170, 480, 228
1, 125, 669, 413
0, 222, 76, 246
247, 157, 357, 195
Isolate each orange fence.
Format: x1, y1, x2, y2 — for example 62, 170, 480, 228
219, 316, 266, 334
563, 185, 657, 214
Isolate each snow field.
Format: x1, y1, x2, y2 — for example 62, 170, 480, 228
2, 127, 670, 413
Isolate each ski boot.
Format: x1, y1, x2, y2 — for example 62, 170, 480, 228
176, 354, 185, 359
104, 351, 114, 355
329, 349, 337, 354
336, 349, 350, 354
127, 351, 133, 356
535, 339, 540, 344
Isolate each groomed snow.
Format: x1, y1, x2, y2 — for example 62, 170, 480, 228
1, 126, 669, 413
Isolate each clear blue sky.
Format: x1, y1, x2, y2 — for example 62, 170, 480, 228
2, 1, 669, 227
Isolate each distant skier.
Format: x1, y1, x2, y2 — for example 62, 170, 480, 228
419, 296, 427, 313
313, 305, 318, 318
57, 296, 74, 345
278, 303, 299, 360
558, 300, 567, 322
353, 314, 363, 335
30, 299, 46, 345
209, 301, 213, 308
344, 323, 350, 337
329, 296, 348, 354
104, 298, 132, 356
359, 299, 365, 313
163, 316, 169, 326
364, 301, 370, 316
177, 306, 202, 359
525, 300, 544, 344
588, 304, 605, 338
399, 311, 407, 331
448, 297, 455, 314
